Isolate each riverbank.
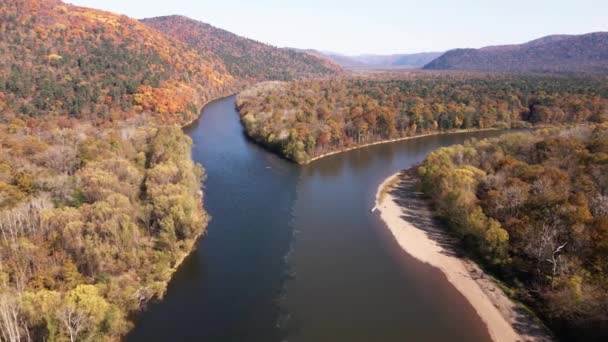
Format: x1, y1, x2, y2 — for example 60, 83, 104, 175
375, 169, 552, 342
306, 127, 501, 164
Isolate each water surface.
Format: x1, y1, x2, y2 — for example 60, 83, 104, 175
129, 95, 509, 341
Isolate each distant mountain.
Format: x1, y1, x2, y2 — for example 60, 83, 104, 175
142, 16, 343, 81
424, 32, 608, 73
303, 50, 443, 69
392, 52, 445, 67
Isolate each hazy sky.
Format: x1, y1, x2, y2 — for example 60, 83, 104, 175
67, 0, 607, 55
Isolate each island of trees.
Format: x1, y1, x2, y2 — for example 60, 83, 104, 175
418, 125, 608, 340
236, 73, 608, 163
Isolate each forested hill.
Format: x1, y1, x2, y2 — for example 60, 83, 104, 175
0, 0, 238, 125
424, 32, 608, 73
141, 15, 343, 81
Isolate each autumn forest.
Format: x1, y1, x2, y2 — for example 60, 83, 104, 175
0, 0, 340, 340
1, 0, 608, 341
419, 126, 608, 339
236, 74, 608, 163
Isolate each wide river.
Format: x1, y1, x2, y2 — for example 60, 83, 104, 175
128, 95, 509, 341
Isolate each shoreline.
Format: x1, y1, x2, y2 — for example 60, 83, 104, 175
306, 127, 501, 164
142, 94, 232, 303
181, 92, 239, 129
375, 170, 551, 342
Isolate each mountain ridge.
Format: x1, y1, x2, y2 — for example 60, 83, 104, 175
141, 15, 343, 81
424, 32, 608, 73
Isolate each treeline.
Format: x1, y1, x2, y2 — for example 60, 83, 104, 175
0, 120, 207, 340
418, 125, 608, 340
236, 74, 608, 163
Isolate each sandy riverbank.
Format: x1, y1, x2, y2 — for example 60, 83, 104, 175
375, 170, 551, 342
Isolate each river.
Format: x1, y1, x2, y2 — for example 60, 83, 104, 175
128, 95, 509, 341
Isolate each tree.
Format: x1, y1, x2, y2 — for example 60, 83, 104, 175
0, 292, 28, 342
58, 285, 110, 342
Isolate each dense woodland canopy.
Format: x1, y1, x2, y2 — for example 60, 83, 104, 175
0, 1, 217, 340
418, 126, 608, 340
236, 74, 608, 163
141, 16, 343, 81
0, 0, 242, 125
0, 0, 341, 127
0, 2, 229, 338
0, 121, 206, 341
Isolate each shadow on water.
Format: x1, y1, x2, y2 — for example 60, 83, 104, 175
129, 95, 517, 341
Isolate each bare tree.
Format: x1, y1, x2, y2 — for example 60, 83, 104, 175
590, 194, 608, 217
57, 305, 87, 342
0, 293, 29, 342
546, 241, 568, 279
537, 223, 569, 286
525, 222, 569, 283
0, 194, 52, 245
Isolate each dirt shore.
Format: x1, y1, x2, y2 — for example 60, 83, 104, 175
375, 169, 552, 342
306, 128, 500, 164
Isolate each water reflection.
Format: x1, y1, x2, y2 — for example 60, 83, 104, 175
130, 96, 512, 342
286, 131, 508, 342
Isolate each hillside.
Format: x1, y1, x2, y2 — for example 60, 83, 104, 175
0, 0, 240, 125
306, 50, 442, 69
424, 32, 608, 73
0, 1, 216, 340
141, 15, 343, 81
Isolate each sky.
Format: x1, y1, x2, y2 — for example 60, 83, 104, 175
67, 0, 608, 55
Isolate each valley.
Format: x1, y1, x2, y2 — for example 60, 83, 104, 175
0, 0, 607, 341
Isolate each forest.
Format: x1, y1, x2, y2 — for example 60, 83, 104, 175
236, 73, 608, 163
0, 1, 344, 340
2, 0, 608, 340
0, 118, 207, 341
0, 1, 219, 340
418, 125, 608, 340
0, 0, 238, 125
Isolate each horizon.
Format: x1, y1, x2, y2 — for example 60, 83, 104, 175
67, 0, 608, 55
